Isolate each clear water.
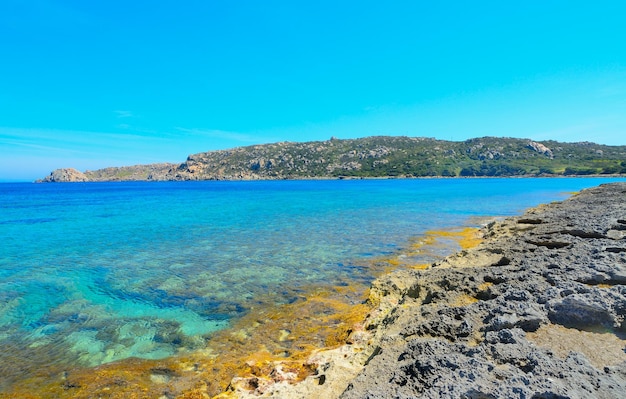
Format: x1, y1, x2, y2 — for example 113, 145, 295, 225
0, 177, 624, 385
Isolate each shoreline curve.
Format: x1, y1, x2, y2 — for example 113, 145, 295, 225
230, 182, 626, 398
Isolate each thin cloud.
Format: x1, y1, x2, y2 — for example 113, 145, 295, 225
0, 127, 176, 159
0, 137, 84, 154
114, 110, 134, 118
175, 127, 260, 143
0, 127, 165, 143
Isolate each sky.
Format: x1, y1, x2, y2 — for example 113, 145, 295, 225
1, 1, 625, 181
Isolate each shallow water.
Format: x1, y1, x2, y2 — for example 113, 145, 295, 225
1, 177, 624, 391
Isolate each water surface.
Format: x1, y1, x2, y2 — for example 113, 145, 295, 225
1, 177, 624, 390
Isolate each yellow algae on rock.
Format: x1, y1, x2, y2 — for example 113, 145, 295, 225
409, 263, 431, 270
527, 324, 626, 369
373, 227, 482, 272
0, 282, 374, 399
1, 225, 486, 399
278, 329, 291, 342
448, 293, 479, 307
424, 227, 483, 250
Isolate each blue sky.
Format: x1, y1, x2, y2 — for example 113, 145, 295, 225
1, 1, 625, 181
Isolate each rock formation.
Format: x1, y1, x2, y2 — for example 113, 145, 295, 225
339, 183, 626, 398
39, 168, 88, 182
37, 163, 176, 182
229, 183, 626, 398
527, 140, 554, 158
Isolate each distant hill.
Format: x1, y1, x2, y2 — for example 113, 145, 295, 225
38, 136, 626, 182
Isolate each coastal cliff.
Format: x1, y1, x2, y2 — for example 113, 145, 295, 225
38, 136, 626, 182
227, 183, 626, 398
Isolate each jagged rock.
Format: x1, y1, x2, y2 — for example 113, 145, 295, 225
342, 328, 626, 399
39, 168, 88, 182
527, 140, 554, 158
336, 183, 626, 399
222, 183, 626, 399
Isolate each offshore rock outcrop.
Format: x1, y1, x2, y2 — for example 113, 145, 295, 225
335, 183, 626, 399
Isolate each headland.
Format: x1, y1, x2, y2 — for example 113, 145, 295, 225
37, 136, 626, 182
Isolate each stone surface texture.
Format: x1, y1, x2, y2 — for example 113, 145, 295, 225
338, 183, 626, 399
232, 183, 626, 398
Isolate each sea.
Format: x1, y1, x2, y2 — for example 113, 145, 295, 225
1, 177, 624, 391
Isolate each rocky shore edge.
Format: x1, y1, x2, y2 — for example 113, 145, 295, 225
226, 183, 626, 398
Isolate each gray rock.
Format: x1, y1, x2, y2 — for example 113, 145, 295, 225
39, 168, 88, 182
340, 183, 626, 399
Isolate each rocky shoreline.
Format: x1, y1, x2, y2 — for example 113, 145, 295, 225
229, 183, 626, 398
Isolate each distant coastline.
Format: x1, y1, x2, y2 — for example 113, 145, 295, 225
36, 136, 626, 183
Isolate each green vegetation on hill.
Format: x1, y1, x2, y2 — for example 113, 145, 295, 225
39, 136, 626, 182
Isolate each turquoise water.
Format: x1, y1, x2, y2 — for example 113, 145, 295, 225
0, 177, 624, 385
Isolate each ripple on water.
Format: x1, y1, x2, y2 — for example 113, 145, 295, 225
2, 178, 624, 396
